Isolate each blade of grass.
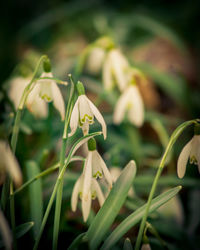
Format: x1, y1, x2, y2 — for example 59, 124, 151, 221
26, 161, 43, 240
86, 160, 137, 250
101, 186, 182, 250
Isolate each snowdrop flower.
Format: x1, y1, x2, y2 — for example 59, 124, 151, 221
177, 134, 200, 178
0, 141, 22, 187
9, 77, 48, 118
103, 49, 129, 92
71, 170, 105, 221
113, 84, 144, 127
86, 47, 106, 75
141, 244, 151, 250
87, 138, 112, 188
35, 71, 65, 120
69, 81, 107, 139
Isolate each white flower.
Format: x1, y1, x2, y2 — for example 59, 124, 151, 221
103, 49, 129, 92
9, 77, 48, 118
71, 163, 105, 221
89, 150, 112, 188
177, 135, 200, 178
86, 47, 106, 75
35, 72, 65, 120
141, 244, 151, 250
69, 94, 107, 139
0, 141, 22, 187
113, 85, 144, 127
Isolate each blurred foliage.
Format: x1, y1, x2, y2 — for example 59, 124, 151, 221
0, 0, 200, 249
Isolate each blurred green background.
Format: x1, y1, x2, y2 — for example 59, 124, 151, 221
1, 0, 200, 249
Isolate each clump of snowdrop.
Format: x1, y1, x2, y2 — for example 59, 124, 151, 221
69, 81, 107, 139
113, 68, 145, 127
0, 141, 22, 187
177, 123, 200, 178
71, 138, 112, 221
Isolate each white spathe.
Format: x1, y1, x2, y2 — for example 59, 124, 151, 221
177, 135, 200, 178
9, 77, 48, 118
69, 94, 107, 139
103, 49, 129, 92
0, 141, 22, 187
36, 72, 65, 120
113, 85, 144, 127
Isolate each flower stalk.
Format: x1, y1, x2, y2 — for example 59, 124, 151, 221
52, 75, 75, 250
135, 119, 198, 250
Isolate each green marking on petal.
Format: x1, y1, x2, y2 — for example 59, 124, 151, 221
93, 171, 103, 178
190, 155, 198, 165
79, 114, 94, 126
41, 94, 52, 102
91, 191, 96, 200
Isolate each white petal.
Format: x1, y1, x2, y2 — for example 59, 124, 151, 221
94, 151, 112, 188
82, 190, 91, 222
102, 55, 114, 91
71, 176, 81, 212
87, 97, 107, 139
51, 82, 65, 120
82, 152, 92, 200
28, 94, 48, 118
0, 141, 22, 187
113, 88, 130, 124
68, 98, 79, 137
92, 151, 103, 178
177, 139, 192, 178
86, 47, 105, 74
127, 86, 144, 127
110, 50, 129, 92
92, 179, 105, 206
79, 95, 93, 124
9, 77, 29, 109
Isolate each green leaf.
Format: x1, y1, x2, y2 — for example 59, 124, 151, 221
15, 222, 34, 239
101, 186, 182, 250
86, 160, 137, 250
26, 161, 43, 239
68, 233, 86, 250
0, 222, 34, 248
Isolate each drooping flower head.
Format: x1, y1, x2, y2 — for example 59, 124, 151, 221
34, 59, 66, 120
0, 141, 22, 187
103, 48, 129, 92
177, 124, 200, 178
9, 76, 48, 118
69, 81, 107, 139
71, 138, 112, 221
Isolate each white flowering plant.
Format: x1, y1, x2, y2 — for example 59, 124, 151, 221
0, 17, 200, 250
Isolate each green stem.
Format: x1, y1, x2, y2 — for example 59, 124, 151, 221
12, 157, 84, 196
33, 132, 101, 250
135, 119, 197, 250
8, 55, 48, 249
52, 75, 75, 250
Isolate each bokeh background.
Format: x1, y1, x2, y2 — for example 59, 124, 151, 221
0, 0, 200, 249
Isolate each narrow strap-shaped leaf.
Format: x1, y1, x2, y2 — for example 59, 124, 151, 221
0, 222, 34, 248
67, 233, 86, 250
26, 161, 43, 239
15, 222, 34, 239
86, 160, 137, 250
101, 186, 182, 250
